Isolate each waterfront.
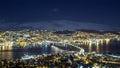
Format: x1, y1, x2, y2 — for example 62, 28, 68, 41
0, 49, 120, 68
0, 40, 120, 60
0, 30, 120, 67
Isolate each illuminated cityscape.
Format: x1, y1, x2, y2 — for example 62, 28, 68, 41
0, 29, 119, 51
0, 0, 120, 68
0, 29, 120, 67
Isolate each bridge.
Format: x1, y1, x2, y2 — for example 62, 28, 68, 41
66, 44, 85, 56
41, 40, 85, 55
41, 41, 64, 53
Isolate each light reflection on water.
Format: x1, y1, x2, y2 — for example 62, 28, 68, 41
0, 40, 120, 60
85, 40, 120, 54
0, 45, 63, 60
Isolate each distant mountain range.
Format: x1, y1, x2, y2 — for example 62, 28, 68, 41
53, 29, 120, 35
0, 20, 120, 31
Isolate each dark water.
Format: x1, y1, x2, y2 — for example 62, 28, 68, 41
0, 40, 120, 60
82, 40, 120, 55
0, 45, 63, 60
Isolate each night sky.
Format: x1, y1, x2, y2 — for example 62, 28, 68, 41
0, 0, 120, 31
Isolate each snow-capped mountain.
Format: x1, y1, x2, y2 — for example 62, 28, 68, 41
0, 20, 119, 31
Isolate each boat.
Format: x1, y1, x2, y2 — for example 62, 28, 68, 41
21, 54, 35, 60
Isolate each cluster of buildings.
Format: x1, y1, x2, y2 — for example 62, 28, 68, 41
0, 29, 119, 51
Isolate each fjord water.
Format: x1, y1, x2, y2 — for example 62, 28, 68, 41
0, 40, 120, 60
